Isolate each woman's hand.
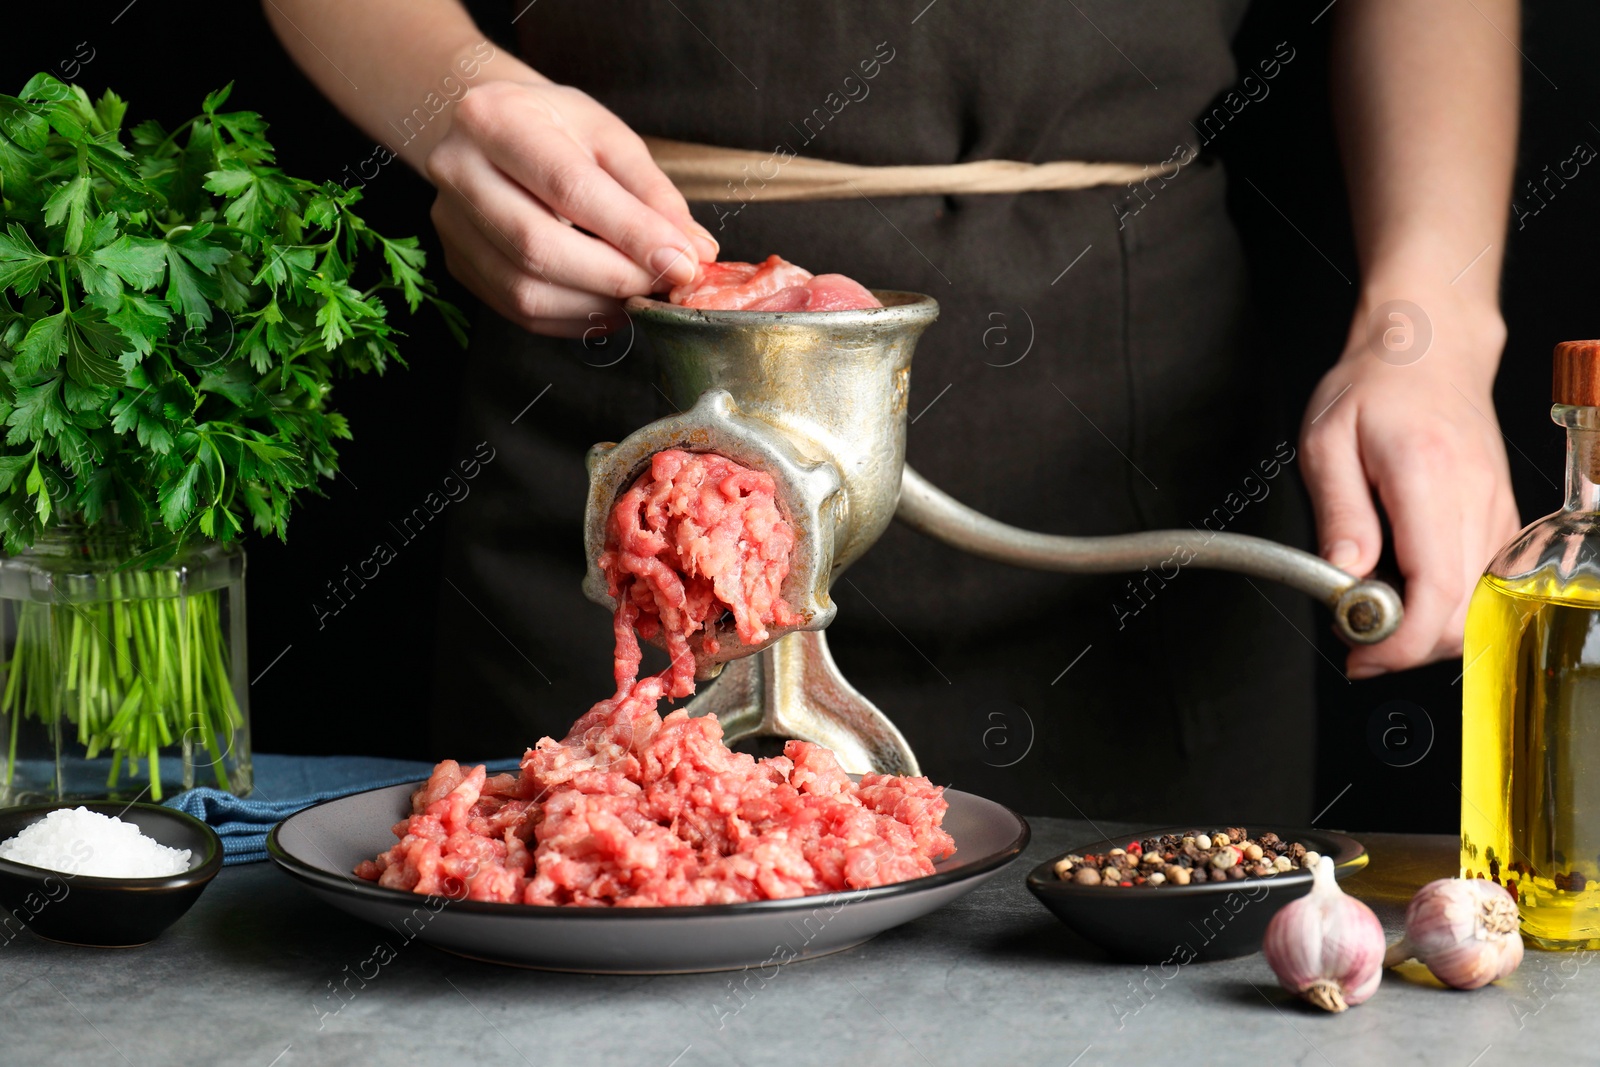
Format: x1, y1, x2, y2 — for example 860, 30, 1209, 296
425, 78, 718, 337
1300, 291, 1520, 677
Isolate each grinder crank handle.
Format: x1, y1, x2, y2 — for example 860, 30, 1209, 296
894, 465, 1402, 646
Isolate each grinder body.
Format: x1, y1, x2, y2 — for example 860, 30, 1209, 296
582, 293, 1400, 775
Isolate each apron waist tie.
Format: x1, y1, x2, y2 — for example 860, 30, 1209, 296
644, 136, 1180, 203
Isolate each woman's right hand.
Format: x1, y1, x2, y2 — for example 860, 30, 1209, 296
425, 78, 718, 338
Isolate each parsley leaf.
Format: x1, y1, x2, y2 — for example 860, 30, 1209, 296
0, 225, 51, 295
93, 235, 167, 290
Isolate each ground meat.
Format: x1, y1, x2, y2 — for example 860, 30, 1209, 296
358, 451, 952, 906
668, 255, 881, 311
599, 448, 801, 699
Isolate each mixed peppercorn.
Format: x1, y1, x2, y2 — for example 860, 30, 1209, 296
1053, 828, 1321, 888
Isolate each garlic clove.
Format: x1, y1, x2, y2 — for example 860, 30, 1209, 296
1384, 877, 1523, 990
1263, 855, 1386, 1012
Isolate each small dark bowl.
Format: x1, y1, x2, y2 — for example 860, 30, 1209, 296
1027, 825, 1367, 963
0, 801, 223, 947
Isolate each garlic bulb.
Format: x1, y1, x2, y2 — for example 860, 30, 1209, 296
1384, 878, 1523, 989
1263, 855, 1386, 1012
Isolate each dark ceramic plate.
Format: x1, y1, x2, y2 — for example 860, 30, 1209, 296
269, 781, 1030, 974
0, 801, 223, 947
1026, 825, 1366, 963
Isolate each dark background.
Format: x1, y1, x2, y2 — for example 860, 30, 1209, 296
4, 2, 1595, 832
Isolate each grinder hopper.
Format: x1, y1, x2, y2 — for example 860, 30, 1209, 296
584, 293, 1401, 776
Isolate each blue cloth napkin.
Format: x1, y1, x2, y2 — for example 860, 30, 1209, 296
163, 753, 521, 865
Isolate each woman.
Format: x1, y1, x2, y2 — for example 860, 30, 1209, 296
267, 0, 1519, 820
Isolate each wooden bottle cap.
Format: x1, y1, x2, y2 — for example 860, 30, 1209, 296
1553, 341, 1600, 405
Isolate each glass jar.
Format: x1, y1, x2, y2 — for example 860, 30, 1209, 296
1462, 340, 1600, 949
0, 523, 251, 804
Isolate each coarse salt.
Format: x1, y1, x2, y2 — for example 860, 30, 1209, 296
0, 807, 192, 878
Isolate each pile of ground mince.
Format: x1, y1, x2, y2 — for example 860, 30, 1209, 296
358, 449, 954, 906
0, 808, 192, 878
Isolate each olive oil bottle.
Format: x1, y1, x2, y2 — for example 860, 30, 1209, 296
1462, 340, 1600, 949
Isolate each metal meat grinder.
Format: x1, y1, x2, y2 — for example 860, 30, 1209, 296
583, 293, 1402, 775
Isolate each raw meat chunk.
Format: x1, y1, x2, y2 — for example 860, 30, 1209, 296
669, 256, 813, 309
669, 255, 882, 311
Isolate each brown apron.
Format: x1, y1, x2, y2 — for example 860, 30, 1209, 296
430, 0, 1318, 823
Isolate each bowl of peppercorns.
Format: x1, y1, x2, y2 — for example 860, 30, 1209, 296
1026, 826, 1367, 962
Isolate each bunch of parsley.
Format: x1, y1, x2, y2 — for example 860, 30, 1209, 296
0, 74, 463, 560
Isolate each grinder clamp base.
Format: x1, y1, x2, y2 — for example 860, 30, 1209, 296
683, 629, 920, 776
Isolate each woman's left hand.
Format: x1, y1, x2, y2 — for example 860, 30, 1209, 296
1298, 291, 1521, 678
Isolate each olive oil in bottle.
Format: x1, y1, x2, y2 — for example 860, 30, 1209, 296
1462, 572, 1600, 948
1462, 340, 1600, 949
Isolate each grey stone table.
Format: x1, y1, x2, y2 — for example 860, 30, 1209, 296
2, 821, 1595, 1067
